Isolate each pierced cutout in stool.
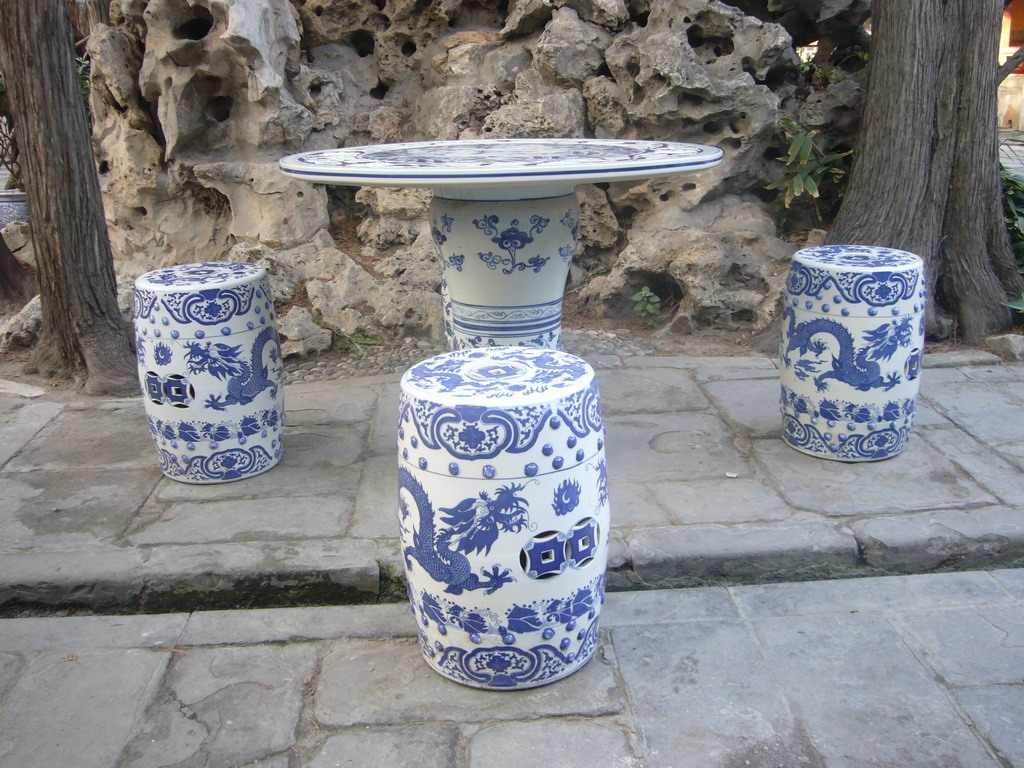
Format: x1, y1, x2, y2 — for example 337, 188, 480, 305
904, 348, 922, 380
568, 517, 600, 569
520, 530, 569, 580
145, 372, 195, 408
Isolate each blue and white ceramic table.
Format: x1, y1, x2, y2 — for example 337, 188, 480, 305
280, 139, 722, 350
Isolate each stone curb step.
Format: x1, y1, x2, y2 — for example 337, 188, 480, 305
4, 505, 1024, 615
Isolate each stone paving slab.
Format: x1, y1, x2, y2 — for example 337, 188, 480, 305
751, 612, 998, 767
0, 570, 1019, 767
953, 685, 1024, 766
0, 354, 1022, 611
0, 400, 63, 466
701, 376, 783, 438
646, 475, 795, 525
750, 436, 995, 516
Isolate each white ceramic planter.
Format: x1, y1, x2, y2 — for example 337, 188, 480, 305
133, 262, 285, 482
780, 245, 925, 461
398, 347, 609, 689
430, 193, 578, 349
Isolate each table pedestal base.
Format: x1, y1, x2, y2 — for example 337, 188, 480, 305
430, 191, 579, 350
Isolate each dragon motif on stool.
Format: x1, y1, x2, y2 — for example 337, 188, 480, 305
782, 305, 914, 392
399, 466, 530, 595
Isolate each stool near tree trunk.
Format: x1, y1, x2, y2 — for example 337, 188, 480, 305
398, 347, 609, 689
133, 262, 285, 483
780, 245, 925, 462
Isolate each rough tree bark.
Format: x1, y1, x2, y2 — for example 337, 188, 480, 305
0, 0, 136, 394
825, 0, 1024, 343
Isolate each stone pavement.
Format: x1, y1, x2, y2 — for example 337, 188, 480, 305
0, 568, 1022, 767
1, 343, 1023, 612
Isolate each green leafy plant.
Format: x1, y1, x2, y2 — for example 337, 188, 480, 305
765, 118, 850, 226
1002, 268, 1024, 312
631, 286, 661, 326
334, 332, 381, 356
1000, 162, 1024, 314
1001, 167, 1024, 263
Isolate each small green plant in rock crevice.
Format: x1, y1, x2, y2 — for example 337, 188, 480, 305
631, 286, 661, 326
766, 118, 850, 229
312, 318, 380, 356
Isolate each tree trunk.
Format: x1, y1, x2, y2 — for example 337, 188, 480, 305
0, 0, 136, 395
825, 0, 1024, 344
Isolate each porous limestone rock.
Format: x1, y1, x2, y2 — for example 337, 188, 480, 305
81, 0, 859, 345
531, 8, 612, 88
1, 222, 35, 271
278, 306, 334, 358
0, 295, 41, 353
577, 195, 795, 332
986, 333, 1024, 362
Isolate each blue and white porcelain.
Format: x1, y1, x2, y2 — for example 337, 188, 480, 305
280, 139, 723, 350
0, 190, 28, 229
431, 194, 578, 349
133, 262, 285, 483
280, 139, 723, 190
780, 245, 926, 462
398, 347, 609, 689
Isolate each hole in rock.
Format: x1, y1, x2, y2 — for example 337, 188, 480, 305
659, 191, 673, 202
350, 29, 375, 57
369, 80, 389, 99
681, 183, 696, 191
205, 95, 233, 122
98, 160, 111, 174
762, 65, 792, 89
686, 25, 734, 57
401, 40, 417, 57
628, 270, 683, 314
174, 7, 214, 40
635, 10, 650, 26
133, 206, 148, 217
309, 82, 323, 98
722, 137, 741, 149
314, 6, 324, 16
703, 121, 720, 134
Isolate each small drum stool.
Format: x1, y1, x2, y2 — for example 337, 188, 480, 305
398, 347, 609, 689
780, 245, 925, 462
133, 262, 285, 483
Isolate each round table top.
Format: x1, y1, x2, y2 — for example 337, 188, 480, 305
279, 138, 723, 190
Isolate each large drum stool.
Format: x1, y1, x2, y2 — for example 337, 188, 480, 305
780, 245, 925, 462
133, 262, 285, 483
398, 347, 609, 689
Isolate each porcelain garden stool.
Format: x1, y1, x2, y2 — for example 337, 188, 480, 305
397, 346, 609, 689
780, 245, 926, 462
133, 262, 285, 483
